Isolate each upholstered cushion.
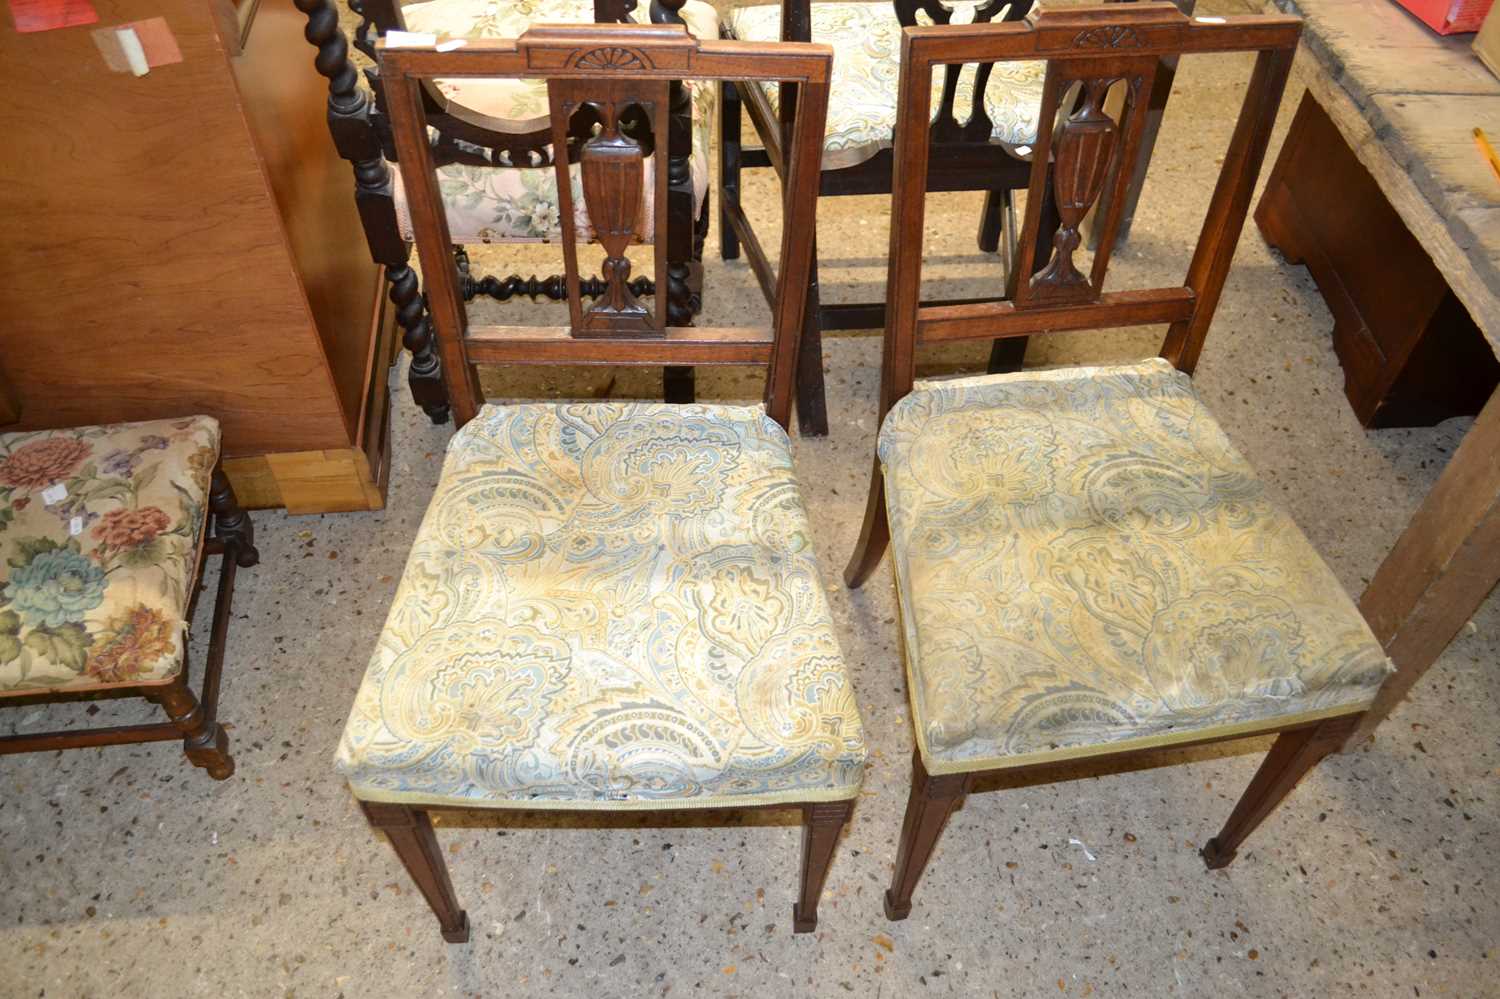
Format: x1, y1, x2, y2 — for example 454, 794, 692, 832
0, 418, 220, 697
390, 0, 717, 243
878, 360, 1392, 774
337, 403, 866, 809
727, 1, 1046, 169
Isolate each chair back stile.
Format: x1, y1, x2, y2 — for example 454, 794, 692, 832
378, 25, 834, 429
879, 3, 1299, 424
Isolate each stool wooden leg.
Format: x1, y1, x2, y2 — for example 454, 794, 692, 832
153, 676, 234, 780
793, 800, 853, 933
209, 469, 259, 568
885, 751, 969, 921
361, 802, 471, 943
1201, 714, 1360, 869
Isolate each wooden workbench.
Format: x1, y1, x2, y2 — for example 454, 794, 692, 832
1263, 0, 1500, 742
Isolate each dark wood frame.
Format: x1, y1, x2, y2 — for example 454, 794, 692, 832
840, 4, 1354, 919
295, 0, 712, 424
365, 24, 849, 939
0, 469, 259, 780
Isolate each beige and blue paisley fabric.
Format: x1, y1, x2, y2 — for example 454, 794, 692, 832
0, 418, 219, 696
878, 360, 1391, 775
338, 403, 866, 809
727, 2, 1046, 169
391, 0, 717, 242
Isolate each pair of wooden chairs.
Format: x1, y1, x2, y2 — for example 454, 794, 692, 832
337, 6, 1393, 941
0, 420, 259, 780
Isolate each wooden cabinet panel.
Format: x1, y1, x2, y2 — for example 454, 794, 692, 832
0, 0, 392, 510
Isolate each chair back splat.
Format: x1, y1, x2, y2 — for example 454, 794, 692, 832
379, 24, 832, 428
880, 3, 1299, 418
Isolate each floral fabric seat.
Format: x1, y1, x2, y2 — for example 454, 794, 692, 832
337, 402, 867, 809
878, 360, 1392, 775
0, 418, 220, 696
726, 1, 1047, 170
389, 0, 718, 243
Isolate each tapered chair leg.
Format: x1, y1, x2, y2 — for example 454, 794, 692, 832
1201, 714, 1360, 869
977, 188, 1007, 253
719, 80, 742, 261
885, 751, 969, 921
793, 800, 854, 933
361, 802, 471, 943
795, 244, 829, 437
153, 676, 234, 780
845, 458, 891, 588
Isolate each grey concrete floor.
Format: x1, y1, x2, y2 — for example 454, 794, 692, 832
4, 2, 1499, 996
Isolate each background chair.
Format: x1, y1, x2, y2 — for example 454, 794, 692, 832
336, 24, 865, 942
0, 419, 258, 779
296, 0, 720, 425
722, 0, 1051, 436
845, 4, 1394, 920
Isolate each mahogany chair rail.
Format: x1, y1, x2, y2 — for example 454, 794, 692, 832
296, 0, 711, 425
842, 4, 1349, 920
355, 26, 845, 940
0, 469, 259, 780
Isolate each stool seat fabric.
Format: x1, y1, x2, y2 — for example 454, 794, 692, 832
726, 1, 1046, 170
878, 360, 1392, 774
390, 0, 717, 243
0, 418, 220, 696
337, 403, 866, 809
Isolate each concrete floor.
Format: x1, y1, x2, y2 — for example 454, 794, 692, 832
4, 2, 1498, 996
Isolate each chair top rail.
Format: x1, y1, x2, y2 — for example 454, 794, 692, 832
900, 6, 1301, 61
377, 24, 835, 85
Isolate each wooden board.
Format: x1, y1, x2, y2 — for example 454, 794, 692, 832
0, 0, 358, 459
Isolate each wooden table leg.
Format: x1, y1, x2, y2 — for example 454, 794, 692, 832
1352, 385, 1500, 744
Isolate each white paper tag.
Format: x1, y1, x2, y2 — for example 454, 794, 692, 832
41, 483, 68, 505
1194, 15, 1227, 23
1013, 144, 1032, 157
69, 516, 84, 537
435, 38, 467, 52
385, 30, 438, 48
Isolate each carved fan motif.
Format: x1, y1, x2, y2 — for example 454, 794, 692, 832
1073, 26, 1145, 48
573, 46, 649, 70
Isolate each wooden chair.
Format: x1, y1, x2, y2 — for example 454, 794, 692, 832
845, 5, 1394, 920
295, 0, 721, 425
0, 419, 259, 779
336, 24, 865, 942
722, 0, 1052, 436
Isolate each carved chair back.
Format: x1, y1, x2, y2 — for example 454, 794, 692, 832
877, 3, 1299, 419
379, 25, 834, 428
354, 0, 697, 170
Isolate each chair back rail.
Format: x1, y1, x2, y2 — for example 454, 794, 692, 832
379, 25, 833, 428
354, 0, 692, 169
880, 3, 1299, 416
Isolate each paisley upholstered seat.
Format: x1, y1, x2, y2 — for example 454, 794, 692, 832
338, 402, 867, 809
0, 418, 221, 696
878, 360, 1391, 774
726, 1, 1046, 169
388, 0, 717, 242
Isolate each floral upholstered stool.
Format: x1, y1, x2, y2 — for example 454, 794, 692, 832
0, 418, 258, 779
336, 403, 866, 941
